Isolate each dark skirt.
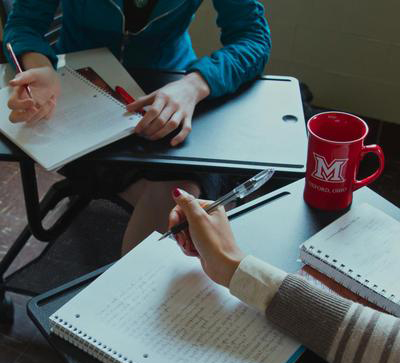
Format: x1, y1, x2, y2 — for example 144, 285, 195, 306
59, 162, 226, 201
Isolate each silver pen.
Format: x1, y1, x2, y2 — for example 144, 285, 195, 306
158, 168, 275, 241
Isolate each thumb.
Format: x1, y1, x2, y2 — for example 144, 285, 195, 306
9, 70, 36, 86
172, 188, 207, 224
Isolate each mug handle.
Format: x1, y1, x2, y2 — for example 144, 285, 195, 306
353, 145, 384, 191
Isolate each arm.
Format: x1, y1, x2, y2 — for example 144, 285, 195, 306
3, 1, 61, 123
187, 0, 271, 98
127, 0, 270, 143
169, 190, 400, 363
231, 257, 400, 363
3, 0, 60, 68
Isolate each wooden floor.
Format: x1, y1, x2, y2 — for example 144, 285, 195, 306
0, 163, 63, 362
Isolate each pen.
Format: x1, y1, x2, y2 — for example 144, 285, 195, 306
115, 86, 135, 104
115, 86, 145, 115
158, 168, 275, 241
6, 42, 33, 98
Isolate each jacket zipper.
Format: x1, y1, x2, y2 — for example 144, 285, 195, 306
108, 0, 187, 62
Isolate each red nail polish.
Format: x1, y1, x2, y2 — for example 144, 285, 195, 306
172, 188, 181, 198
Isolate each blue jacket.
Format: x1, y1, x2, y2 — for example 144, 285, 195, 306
3, 0, 271, 98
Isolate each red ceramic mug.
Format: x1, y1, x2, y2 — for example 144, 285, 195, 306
304, 112, 384, 210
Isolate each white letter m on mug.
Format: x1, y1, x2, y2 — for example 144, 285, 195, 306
312, 153, 348, 182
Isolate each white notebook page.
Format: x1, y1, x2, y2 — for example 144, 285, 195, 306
0, 66, 141, 170
50, 232, 300, 363
302, 203, 400, 300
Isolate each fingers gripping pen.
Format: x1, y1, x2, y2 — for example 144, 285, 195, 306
159, 168, 275, 241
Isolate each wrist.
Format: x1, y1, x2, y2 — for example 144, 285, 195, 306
21, 52, 53, 70
221, 253, 245, 288
229, 256, 287, 313
183, 71, 210, 102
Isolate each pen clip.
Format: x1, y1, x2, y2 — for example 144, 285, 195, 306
233, 168, 275, 199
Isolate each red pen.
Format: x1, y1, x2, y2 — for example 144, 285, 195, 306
115, 86, 135, 104
115, 86, 144, 115
6, 42, 33, 99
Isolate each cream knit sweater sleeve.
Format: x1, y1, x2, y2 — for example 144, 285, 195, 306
229, 256, 400, 363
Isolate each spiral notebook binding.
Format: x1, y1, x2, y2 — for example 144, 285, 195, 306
62, 66, 124, 109
50, 316, 132, 363
301, 244, 399, 308
62, 66, 142, 123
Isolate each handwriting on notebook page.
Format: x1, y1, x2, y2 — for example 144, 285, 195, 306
303, 203, 400, 297
53, 232, 298, 363
96, 262, 289, 363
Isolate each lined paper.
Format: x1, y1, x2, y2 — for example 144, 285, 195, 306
0, 65, 141, 170
50, 232, 300, 363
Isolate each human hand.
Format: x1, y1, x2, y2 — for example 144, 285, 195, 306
168, 189, 245, 287
127, 72, 210, 146
8, 66, 60, 123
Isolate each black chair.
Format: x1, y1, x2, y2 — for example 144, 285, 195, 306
0, 1, 136, 325
0, 147, 135, 325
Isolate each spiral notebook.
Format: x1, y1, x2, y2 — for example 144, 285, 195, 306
49, 232, 302, 363
0, 65, 142, 171
300, 203, 400, 317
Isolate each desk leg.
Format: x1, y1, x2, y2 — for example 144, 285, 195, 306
0, 292, 14, 324
0, 161, 91, 323
0, 226, 32, 324
19, 160, 90, 241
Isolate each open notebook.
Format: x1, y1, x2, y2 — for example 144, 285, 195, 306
300, 203, 400, 317
0, 63, 142, 171
49, 232, 302, 363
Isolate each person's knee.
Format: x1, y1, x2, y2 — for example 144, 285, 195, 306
173, 180, 201, 197
144, 179, 201, 199
118, 178, 149, 206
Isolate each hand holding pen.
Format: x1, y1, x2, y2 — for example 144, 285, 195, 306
165, 170, 276, 286
6, 43, 60, 123
169, 189, 246, 287
161, 168, 275, 241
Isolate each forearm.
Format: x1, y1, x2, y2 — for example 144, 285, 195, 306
183, 71, 210, 103
188, 0, 270, 98
268, 275, 400, 363
3, 0, 59, 67
230, 256, 400, 363
21, 52, 53, 70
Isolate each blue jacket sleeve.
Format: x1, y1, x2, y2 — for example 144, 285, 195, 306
188, 0, 271, 98
3, 0, 60, 68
